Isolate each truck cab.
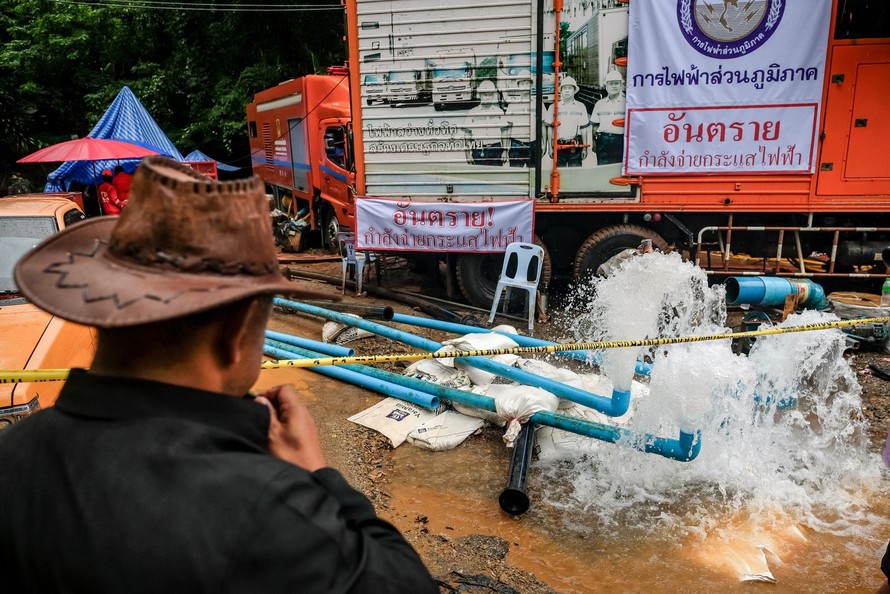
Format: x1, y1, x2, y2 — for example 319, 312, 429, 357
430, 52, 476, 110
386, 67, 432, 105
247, 70, 355, 248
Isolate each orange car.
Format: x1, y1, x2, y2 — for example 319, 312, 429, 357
0, 195, 96, 427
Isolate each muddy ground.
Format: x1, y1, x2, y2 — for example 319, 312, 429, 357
265, 255, 890, 594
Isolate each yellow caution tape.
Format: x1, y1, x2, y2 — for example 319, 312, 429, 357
4, 316, 890, 383
260, 316, 890, 370
0, 369, 70, 384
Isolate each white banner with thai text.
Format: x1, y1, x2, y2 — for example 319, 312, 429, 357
628, 104, 818, 173
625, 0, 831, 175
355, 198, 534, 253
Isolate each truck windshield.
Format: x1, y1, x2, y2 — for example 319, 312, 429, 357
387, 71, 416, 83
432, 67, 467, 80
0, 216, 58, 293
364, 74, 383, 84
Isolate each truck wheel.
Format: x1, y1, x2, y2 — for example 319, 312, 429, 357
321, 206, 341, 251
573, 225, 668, 281
456, 237, 552, 310
434, 103, 444, 111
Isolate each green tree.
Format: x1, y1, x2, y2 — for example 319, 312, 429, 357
1, 0, 345, 185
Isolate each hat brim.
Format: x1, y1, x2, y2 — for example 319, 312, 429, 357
14, 218, 333, 328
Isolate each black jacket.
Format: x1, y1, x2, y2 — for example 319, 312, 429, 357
0, 370, 437, 593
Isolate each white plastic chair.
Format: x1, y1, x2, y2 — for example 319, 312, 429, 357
488, 242, 545, 332
338, 232, 375, 295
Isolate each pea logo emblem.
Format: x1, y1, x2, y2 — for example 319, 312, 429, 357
678, 0, 784, 58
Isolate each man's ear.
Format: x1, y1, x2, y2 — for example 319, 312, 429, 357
214, 299, 256, 369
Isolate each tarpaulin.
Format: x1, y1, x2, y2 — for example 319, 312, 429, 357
45, 86, 184, 191
184, 149, 240, 172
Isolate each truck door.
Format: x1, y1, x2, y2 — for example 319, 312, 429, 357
816, 2, 890, 197
319, 123, 352, 218
288, 117, 310, 194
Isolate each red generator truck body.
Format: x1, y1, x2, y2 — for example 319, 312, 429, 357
251, 0, 889, 308
247, 69, 353, 247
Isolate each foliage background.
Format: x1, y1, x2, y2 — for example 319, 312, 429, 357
0, 0, 346, 190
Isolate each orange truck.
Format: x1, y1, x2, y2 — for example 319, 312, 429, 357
247, 67, 353, 249
248, 0, 889, 308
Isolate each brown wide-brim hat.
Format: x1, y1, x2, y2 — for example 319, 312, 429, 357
15, 156, 331, 328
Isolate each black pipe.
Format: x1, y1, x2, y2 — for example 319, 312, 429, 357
387, 288, 530, 324
303, 300, 394, 321
284, 268, 473, 324
498, 423, 536, 516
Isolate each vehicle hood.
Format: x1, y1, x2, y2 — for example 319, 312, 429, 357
0, 301, 52, 370
0, 302, 52, 402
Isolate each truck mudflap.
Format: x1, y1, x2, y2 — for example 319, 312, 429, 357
0, 396, 40, 429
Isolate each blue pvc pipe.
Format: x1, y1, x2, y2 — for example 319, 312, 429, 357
265, 330, 354, 357
274, 298, 632, 416
272, 342, 471, 406
267, 316, 700, 461
725, 276, 826, 309
390, 312, 595, 363
390, 312, 652, 376
263, 342, 440, 410
272, 340, 699, 462
274, 298, 441, 351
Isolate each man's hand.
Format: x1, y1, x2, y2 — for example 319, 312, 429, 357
255, 384, 327, 472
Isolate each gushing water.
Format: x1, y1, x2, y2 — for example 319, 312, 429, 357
547, 251, 888, 585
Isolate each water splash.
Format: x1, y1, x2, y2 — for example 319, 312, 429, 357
545, 251, 887, 581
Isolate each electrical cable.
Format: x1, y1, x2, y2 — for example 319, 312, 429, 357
50, 0, 344, 12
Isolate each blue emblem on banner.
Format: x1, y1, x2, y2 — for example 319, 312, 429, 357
678, 0, 784, 58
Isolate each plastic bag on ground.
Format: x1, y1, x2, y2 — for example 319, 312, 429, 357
739, 545, 779, 584
404, 358, 471, 389
347, 397, 441, 447
534, 376, 650, 460
440, 333, 521, 388
488, 384, 558, 447
406, 410, 485, 451
322, 320, 376, 345
516, 358, 585, 389
450, 388, 506, 427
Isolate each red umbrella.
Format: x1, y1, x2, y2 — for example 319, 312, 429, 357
17, 137, 159, 163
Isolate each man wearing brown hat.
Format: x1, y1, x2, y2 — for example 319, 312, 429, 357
0, 157, 437, 593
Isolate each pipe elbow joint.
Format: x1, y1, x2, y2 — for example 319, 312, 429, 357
674, 430, 702, 462
607, 389, 632, 417
644, 429, 702, 462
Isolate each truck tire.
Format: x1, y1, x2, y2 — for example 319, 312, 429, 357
573, 225, 668, 281
321, 205, 341, 250
456, 237, 552, 309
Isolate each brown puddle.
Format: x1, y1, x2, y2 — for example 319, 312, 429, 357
386, 440, 889, 594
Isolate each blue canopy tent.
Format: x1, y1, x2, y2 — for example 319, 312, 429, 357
184, 149, 240, 172
45, 86, 184, 191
